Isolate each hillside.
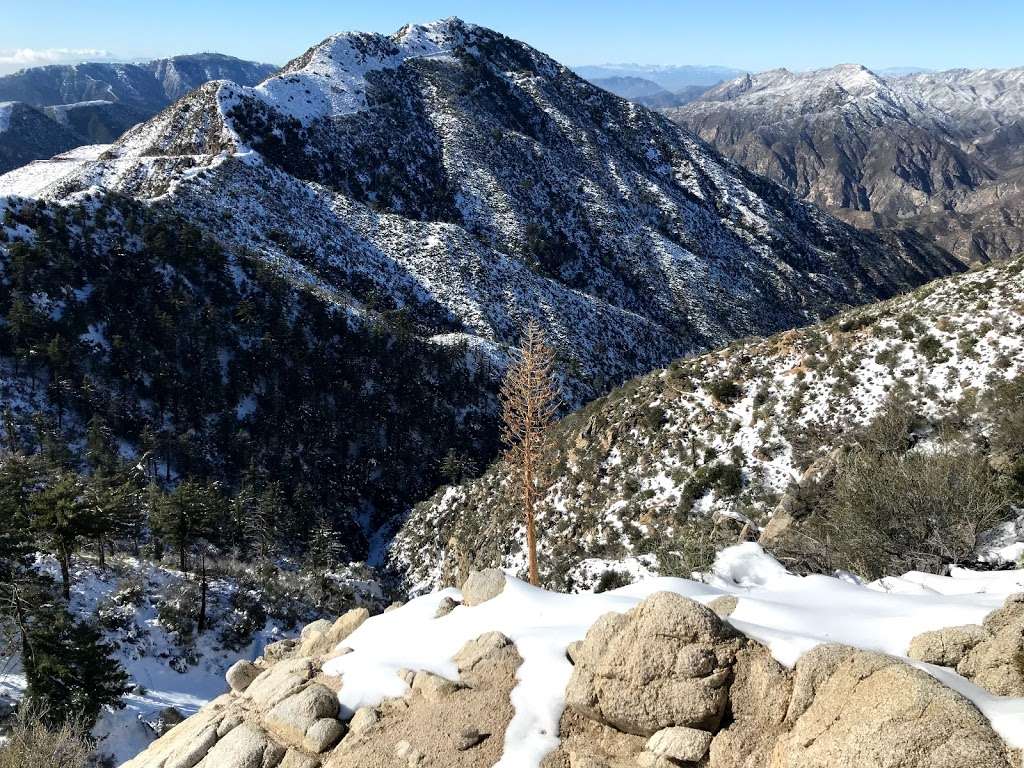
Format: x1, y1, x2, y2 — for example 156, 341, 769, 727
668, 65, 1024, 263
0, 54, 277, 108
394, 254, 1024, 592
0, 101, 82, 173
0, 19, 962, 555
0, 550, 385, 765
0, 54, 277, 172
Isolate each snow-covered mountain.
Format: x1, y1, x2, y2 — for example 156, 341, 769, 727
394, 253, 1024, 592
0, 100, 83, 173
0, 19, 962, 563
0, 54, 278, 109
0, 54, 277, 172
5, 20, 959, 389
669, 64, 1024, 263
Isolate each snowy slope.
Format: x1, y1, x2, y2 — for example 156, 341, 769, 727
395, 254, 1024, 590
0, 102, 12, 134
0, 143, 110, 197
0, 54, 276, 174
0, 553, 385, 765
0, 19, 960, 406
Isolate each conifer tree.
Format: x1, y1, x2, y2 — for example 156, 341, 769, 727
20, 595, 129, 729
150, 480, 220, 572
30, 471, 87, 600
499, 320, 561, 586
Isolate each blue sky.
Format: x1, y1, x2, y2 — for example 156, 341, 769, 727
1, 0, 1021, 75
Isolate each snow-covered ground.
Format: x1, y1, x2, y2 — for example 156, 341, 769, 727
325, 544, 1024, 767
0, 144, 110, 198
0, 556, 301, 765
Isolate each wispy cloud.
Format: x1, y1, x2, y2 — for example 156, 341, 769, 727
0, 47, 121, 75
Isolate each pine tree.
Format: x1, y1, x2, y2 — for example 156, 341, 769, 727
150, 480, 220, 572
439, 449, 476, 485
499, 320, 561, 586
0, 457, 38, 677
304, 517, 342, 574
20, 593, 129, 729
29, 471, 87, 600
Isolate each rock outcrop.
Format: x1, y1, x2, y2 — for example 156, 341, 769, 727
956, 594, 1024, 698
551, 594, 1012, 768
770, 646, 1012, 768
564, 592, 743, 736
121, 607, 367, 768
906, 593, 1024, 698
125, 592, 1017, 768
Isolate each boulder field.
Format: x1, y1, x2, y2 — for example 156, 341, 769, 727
121, 573, 1024, 768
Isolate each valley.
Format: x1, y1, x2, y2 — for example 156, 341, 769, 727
0, 9, 1022, 768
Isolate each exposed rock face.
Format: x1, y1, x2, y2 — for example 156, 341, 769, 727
554, 596, 1012, 768
296, 609, 370, 658
905, 595, 1024, 698
227, 660, 262, 693
327, 631, 520, 768
908, 625, 991, 667
564, 592, 744, 735
769, 648, 1012, 768
644, 726, 713, 762
461, 569, 507, 607
956, 595, 1024, 697
708, 645, 793, 768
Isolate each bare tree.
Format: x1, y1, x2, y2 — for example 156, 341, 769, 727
500, 320, 561, 586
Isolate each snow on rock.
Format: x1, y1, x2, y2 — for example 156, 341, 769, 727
323, 543, 1024, 766
245, 19, 466, 124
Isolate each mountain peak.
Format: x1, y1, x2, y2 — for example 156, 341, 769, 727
256, 18, 484, 123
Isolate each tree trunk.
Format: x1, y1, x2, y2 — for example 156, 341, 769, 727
197, 556, 207, 634
178, 543, 186, 573
58, 544, 71, 600
524, 457, 539, 587
97, 533, 106, 570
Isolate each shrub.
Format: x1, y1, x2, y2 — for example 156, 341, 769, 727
594, 569, 633, 593
218, 581, 268, 651
0, 706, 92, 768
706, 378, 743, 405
644, 406, 667, 431
803, 446, 1010, 579
916, 334, 946, 361
156, 583, 201, 646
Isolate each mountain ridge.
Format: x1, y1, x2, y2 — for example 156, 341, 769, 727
0, 53, 277, 173
669, 63, 1024, 263
0, 17, 962, 563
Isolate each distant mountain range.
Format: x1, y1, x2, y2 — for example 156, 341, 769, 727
586, 76, 713, 108
0, 54, 277, 172
0, 19, 958, 557
668, 63, 1024, 263
573, 63, 745, 90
